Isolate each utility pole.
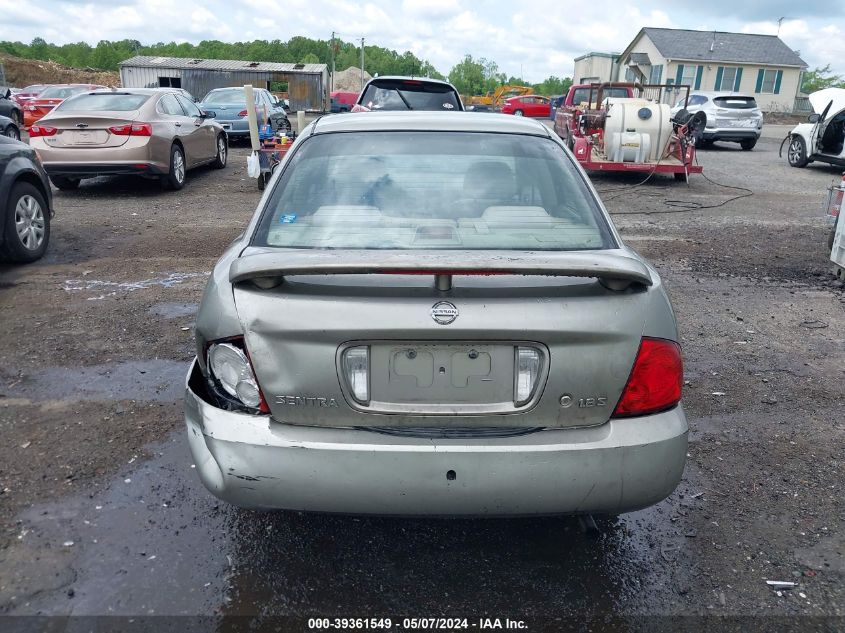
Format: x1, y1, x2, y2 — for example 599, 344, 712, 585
330, 31, 335, 95
360, 38, 365, 90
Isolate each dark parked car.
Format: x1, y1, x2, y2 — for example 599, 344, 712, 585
0, 88, 24, 127
353, 77, 464, 112
0, 115, 21, 141
0, 135, 53, 262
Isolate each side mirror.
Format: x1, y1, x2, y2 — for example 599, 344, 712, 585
202, 110, 216, 119
2, 88, 10, 99
808, 113, 820, 123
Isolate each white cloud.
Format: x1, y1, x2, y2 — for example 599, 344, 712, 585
2, 0, 843, 81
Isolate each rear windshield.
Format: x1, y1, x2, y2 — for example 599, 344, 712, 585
571, 87, 630, 105
202, 88, 258, 105
713, 96, 758, 109
253, 132, 614, 251
359, 81, 461, 111
56, 93, 150, 111
39, 86, 91, 99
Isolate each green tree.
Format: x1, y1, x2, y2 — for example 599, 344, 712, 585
801, 65, 845, 93
448, 55, 501, 96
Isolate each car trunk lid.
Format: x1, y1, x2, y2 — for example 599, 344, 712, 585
230, 248, 656, 429
38, 111, 142, 148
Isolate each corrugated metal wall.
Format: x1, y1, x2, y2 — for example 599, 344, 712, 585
120, 65, 327, 111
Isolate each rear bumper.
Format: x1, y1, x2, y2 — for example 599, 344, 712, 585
215, 119, 250, 136
43, 163, 166, 178
184, 360, 688, 515
702, 128, 761, 141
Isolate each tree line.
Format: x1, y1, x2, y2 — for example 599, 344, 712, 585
0, 38, 573, 96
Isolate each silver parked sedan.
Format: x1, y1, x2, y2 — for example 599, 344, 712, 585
185, 112, 687, 515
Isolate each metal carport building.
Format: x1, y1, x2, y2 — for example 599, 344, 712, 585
119, 56, 328, 112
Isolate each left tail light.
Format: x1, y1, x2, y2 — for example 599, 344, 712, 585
207, 338, 269, 413
29, 125, 57, 137
613, 338, 683, 418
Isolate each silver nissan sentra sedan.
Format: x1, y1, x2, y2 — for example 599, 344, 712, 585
185, 111, 687, 515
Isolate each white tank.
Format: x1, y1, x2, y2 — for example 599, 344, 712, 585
608, 132, 651, 163
604, 99, 672, 162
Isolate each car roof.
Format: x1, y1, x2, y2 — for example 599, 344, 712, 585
364, 75, 457, 88
688, 91, 756, 99
311, 111, 552, 136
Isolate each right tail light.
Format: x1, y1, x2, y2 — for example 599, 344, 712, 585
612, 337, 683, 418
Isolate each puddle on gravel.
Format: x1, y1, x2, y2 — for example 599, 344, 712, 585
63, 272, 208, 301
1, 360, 187, 403
2, 431, 697, 618
149, 302, 199, 320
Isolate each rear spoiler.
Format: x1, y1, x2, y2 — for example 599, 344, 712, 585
229, 250, 653, 290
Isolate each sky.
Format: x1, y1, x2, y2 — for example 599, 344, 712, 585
1, 0, 843, 82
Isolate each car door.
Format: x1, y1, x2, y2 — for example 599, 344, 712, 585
176, 94, 215, 163
156, 93, 192, 157
536, 97, 550, 118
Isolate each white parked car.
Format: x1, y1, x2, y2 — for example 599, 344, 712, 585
671, 91, 763, 150
785, 88, 845, 168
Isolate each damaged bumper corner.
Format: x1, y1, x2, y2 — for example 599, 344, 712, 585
184, 359, 688, 516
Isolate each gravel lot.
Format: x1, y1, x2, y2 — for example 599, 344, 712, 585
0, 123, 843, 629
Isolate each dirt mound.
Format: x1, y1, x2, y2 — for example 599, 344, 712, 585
1, 54, 119, 88
331, 66, 371, 93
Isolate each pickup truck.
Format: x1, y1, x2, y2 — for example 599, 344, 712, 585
553, 83, 634, 148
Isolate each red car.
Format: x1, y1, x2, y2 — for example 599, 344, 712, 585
500, 95, 551, 117
23, 84, 106, 128
12, 84, 48, 107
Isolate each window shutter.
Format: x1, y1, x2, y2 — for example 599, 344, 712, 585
733, 67, 743, 91
675, 64, 684, 85
694, 66, 703, 90
714, 67, 724, 90
774, 70, 783, 94
755, 69, 764, 93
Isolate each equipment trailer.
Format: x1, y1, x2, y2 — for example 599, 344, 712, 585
567, 82, 704, 181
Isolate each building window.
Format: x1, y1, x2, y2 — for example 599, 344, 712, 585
718, 67, 738, 91
760, 69, 778, 93
680, 65, 697, 86
158, 76, 182, 88
649, 64, 663, 84
625, 67, 636, 82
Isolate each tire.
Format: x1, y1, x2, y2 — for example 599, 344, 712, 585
513, 109, 524, 117
697, 139, 714, 148
49, 175, 80, 190
674, 172, 687, 182
10, 110, 22, 127
787, 135, 809, 168
163, 144, 186, 190
281, 117, 292, 134
740, 138, 757, 151
0, 182, 50, 263
211, 134, 227, 169
3, 124, 20, 141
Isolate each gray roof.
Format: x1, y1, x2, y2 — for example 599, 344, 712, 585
120, 55, 327, 74
641, 28, 807, 68
310, 111, 552, 137
629, 53, 652, 66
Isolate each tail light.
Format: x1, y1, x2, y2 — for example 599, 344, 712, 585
108, 123, 153, 136
826, 175, 845, 219
238, 110, 248, 117
29, 125, 57, 137
206, 337, 269, 413
613, 338, 683, 418
342, 346, 370, 404
515, 347, 542, 405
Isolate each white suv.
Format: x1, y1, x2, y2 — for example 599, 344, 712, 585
671, 92, 763, 150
